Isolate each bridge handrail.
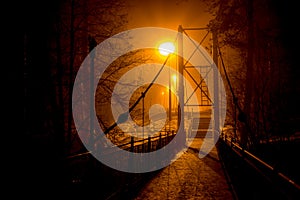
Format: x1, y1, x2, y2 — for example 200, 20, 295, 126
65, 130, 175, 160
220, 131, 300, 192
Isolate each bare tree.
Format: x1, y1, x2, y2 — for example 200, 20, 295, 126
49, 0, 129, 155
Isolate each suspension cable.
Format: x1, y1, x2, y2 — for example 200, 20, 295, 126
218, 46, 243, 114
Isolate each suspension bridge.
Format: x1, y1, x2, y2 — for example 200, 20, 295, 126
65, 26, 300, 199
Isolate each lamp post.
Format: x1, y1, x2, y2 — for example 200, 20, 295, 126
158, 41, 176, 133
169, 62, 172, 132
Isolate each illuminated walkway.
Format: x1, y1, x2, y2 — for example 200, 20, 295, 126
133, 138, 235, 200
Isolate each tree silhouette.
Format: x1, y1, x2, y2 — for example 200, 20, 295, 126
203, 0, 299, 148
49, 0, 129, 155
23, 0, 130, 193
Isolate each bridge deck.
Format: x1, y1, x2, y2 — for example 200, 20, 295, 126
133, 138, 235, 199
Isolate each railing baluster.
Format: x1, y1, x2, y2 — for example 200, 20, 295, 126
148, 136, 151, 152
130, 136, 134, 152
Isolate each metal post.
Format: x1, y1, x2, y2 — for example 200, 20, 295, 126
130, 136, 134, 152
178, 25, 185, 147
169, 66, 172, 131
212, 30, 220, 144
142, 92, 145, 152
159, 132, 162, 148
148, 136, 151, 152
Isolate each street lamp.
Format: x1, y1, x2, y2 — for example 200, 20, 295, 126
158, 42, 175, 56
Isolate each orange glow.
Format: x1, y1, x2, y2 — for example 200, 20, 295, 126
172, 74, 177, 82
158, 42, 175, 56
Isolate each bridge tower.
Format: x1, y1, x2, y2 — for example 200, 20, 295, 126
176, 25, 223, 145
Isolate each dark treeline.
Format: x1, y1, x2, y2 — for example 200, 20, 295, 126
22, 0, 128, 196
203, 0, 300, 148
204, 0, 300, 194
23, 0, 65, 196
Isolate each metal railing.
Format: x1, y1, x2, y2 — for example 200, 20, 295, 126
117, 130, 176, 153
63, 130, 177, 199
219, 131, 300, 194
66, 130, 176, 160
